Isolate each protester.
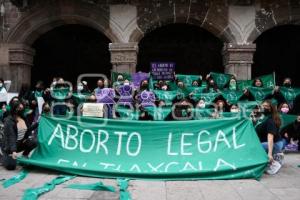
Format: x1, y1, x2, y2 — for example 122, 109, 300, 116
255, 100, 284, 174
203, 78, 219, 93
278, 102, 291, 114
280, 115, 300, 151
2, 100, 37, 170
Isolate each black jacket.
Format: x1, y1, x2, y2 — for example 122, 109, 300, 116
3, 115, 38, 153
3, 115, 18, 153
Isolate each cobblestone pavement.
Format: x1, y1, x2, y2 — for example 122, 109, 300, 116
1, 153, 299, 200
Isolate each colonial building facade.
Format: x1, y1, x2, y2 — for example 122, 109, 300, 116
0, 0, 299, 91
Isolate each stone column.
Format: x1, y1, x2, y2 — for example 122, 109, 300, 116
0, 43, 35, 92
222, 43, 256, 80
109, 42, 138, 74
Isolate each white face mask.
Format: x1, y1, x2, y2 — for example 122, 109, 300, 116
161, 86, 168, 90
198, 103, 206, 108
124, 82, 130, 86
77, 85, 83, 91
230, 109, 239, 113
0, 83, 3, 87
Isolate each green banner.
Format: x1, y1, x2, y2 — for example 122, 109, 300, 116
210, 72, 233, 89
18, 116, 268, 180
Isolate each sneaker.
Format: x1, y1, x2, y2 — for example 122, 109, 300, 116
274, 152, 284, 165
266, 160, 281, 175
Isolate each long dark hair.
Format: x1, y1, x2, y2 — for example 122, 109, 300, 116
263, 99, 281, 128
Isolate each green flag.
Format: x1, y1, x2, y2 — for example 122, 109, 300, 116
210, 72, 233, 89
247, 87, 274, 101
258, 73, 275, 88
116, 107, 140, 120
237, 80, 253, 90
72, 93, 91, 105
153, 90, 178, 105
280, 87, 300, 102
144, 106, 172, 120
193, 108, 215, 119
221, 90, 244, 104
18, 115, 268, 180
176, 74, 202, 86
192, 92, 220, 103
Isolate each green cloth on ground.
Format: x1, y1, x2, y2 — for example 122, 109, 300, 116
22, 175, 75, 200
2, 169, 28, 188
118, 179, 132, 200
66, 181, 115, 192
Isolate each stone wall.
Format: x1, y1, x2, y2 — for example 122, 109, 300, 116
0, 0, 299, 91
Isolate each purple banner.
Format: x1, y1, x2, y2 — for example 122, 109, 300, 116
132, 72, 149, 88
151, 62, 175, 80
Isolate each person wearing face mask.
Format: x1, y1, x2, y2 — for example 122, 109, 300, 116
282, 78, 292, 88
278, 102, 291, 114
196, 99, 206, 109
280, 115, 300, 151
230, 104, 240, 113
113, 75, 124, 89
2, 100, 38, 170
203, 78, 219, 93
255, 100, 284, 174
0, 78, 8, 108
117, 80, 134, 107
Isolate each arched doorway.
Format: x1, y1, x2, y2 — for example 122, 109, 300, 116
253, 25, 300, 86
31, 24, 112, 87
137, 23, 224, 77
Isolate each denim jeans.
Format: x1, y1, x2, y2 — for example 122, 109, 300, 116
261, 140, 284, 155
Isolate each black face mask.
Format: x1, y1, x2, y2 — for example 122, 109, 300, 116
283, 83, 291, 87
16, 109, 24, 116
141, 84, 148, 89
261, 108, 271, 115
36, 87, 43, 91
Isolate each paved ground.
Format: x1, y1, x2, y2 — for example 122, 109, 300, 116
0, 153, 299, 200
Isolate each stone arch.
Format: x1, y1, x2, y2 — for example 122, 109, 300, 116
129, 7, 235, 44
247, 14, 300, 43
5, 5, 119, 45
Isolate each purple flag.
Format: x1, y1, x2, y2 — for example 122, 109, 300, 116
118, 85, 134, 105
132, 72, 149, 88
95, 88, 115, 104
139, 90, 155, 107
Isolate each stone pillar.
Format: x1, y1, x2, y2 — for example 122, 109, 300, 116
0, 44, 35, 92
109, 42, 138, 74
222, 43, 256, 80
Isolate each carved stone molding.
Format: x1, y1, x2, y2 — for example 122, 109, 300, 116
109, 42, 138, 64
9, 44, 35, 66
